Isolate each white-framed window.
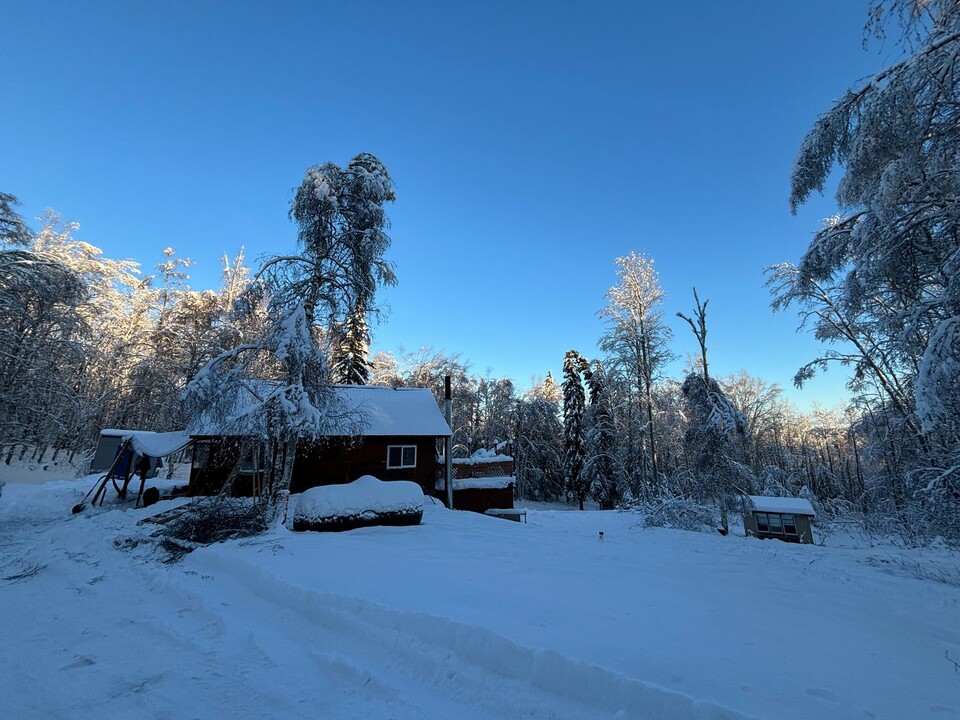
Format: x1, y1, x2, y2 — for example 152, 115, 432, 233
754, 512, 800, 536
755, 512, 769, 533
386, 445, 417, 469
782, 514, 798, 535
768, 513, 783, 534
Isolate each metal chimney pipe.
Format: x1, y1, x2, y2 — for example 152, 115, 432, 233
444, 375, 453, 509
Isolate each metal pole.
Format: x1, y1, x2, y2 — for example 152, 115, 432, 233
444, 375, 453, 509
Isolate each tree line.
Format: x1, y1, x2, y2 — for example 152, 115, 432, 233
0, 196, 910, 535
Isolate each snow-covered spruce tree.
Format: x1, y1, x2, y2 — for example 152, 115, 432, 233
776, 0, 960, 538
599, 252, 673, 495
330, 301, 371, 384
539, 370, 562, 404
0, 192, 32, 247
582, 361, 621, 509
562, 350, 589, 509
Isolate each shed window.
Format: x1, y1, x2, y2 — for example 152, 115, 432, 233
754, 511, 801, 536
782, 514, 798, 535
755, 513, 769, 532
387, 445, 417, 469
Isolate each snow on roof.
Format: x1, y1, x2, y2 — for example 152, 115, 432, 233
748, 495, 816, 517
434, 475, 515, 491
100, 429, 193, 458
452, 448, 513, 465
192, 385, 452, 438
337, 386, 452, 437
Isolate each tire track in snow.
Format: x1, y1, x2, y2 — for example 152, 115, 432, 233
189, 547, 758, 720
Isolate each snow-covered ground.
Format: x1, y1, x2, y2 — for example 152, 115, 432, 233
1, 475, 959, 719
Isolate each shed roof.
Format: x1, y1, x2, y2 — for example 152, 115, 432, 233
748, 495, 816, 517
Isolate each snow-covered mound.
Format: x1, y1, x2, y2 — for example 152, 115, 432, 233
293, 475, 424, 532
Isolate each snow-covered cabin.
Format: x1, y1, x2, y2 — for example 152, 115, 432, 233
188, 386, 452, 498
743, 496, 816, 544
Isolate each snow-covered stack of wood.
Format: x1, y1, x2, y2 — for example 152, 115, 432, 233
292, 475, 424, 532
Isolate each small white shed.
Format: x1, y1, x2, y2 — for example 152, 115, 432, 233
743, 495, 816, 544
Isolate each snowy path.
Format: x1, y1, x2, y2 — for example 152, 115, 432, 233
185, 550, 752, 720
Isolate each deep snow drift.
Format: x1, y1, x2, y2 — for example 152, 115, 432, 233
1, 475, 958, 719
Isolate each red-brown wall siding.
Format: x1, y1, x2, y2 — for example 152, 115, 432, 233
189, 435, 442, 497
290, 436, 439, 495
451, 486, 514, 513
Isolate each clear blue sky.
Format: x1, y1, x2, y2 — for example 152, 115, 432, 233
1, 1, 898, 407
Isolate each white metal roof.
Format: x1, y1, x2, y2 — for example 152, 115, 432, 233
748, 495, 816, 517
337, 386, 452, 437
191, 384, 452, 438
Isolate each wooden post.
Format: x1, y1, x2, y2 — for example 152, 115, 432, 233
445, 375, 454, 509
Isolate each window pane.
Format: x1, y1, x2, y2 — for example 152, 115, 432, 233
768, 514, 783, 533
194, 443, 210, 469
783, 514, 797, 534
387, 447, 402, 467
755, 513, 769, 531
402, 446, 416, 467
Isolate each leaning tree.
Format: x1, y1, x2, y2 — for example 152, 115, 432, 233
774, 0, 960, 536
184, 154, 396, 505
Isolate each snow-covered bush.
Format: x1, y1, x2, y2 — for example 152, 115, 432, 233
641, 496, 717, 533
293, 475, 423, 532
